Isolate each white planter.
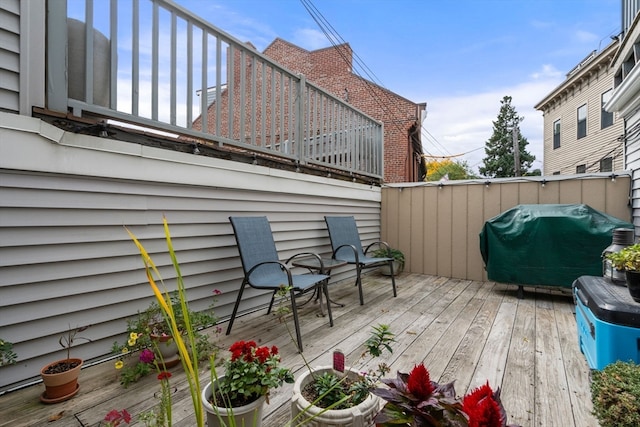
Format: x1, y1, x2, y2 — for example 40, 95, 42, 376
290, 366, 381, 427
202, 378, 266, 427
379, 260, 403, 276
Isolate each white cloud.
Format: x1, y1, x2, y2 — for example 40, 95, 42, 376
421, 68, 564, 175
293, 28, 332, 50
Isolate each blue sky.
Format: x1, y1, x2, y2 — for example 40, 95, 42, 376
172, 0, 620, 174
70, 0, 621, 174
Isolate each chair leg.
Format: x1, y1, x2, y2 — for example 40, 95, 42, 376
322, 279, 334, 327
389, 260, 397, 297
356, 265, 364, 305
226, 281, 247, 335
289, 287, 304, 352
266, 290, 277, 314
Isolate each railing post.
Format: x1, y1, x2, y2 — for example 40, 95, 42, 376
297, 74, 306, 166
46, 0, 68, 113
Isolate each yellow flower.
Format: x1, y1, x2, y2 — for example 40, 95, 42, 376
121, 347, 128, 354
129, 332, 138, 340
115, 360, 124, 370
128, 338, 136, 347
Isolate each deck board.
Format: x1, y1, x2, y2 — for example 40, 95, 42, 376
0, 274, 598, 427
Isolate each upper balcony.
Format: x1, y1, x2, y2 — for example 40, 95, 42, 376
41, 0, 384, 183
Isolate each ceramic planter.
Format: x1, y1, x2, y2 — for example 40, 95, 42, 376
379, 260, 403, 276
290, 366, 381, 427
202, 377, 266, 427
150, 334, 180, 368
39, 358, 83, 403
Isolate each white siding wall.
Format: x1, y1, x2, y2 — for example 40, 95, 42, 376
626, 110, 640, 234
0, 113, 383, 390
0, 0, 20, 113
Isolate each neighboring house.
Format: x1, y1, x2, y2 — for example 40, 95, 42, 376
535, 40, 624, 176
196, 38, 426, 183
606, 0, 640, 232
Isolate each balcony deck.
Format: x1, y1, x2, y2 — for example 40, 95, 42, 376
0, 273, 597, 427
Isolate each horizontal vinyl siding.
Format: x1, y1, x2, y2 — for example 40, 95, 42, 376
0, 114, 382, 389
543, 66, 624, 174
0, 0, 20, 113
627, 111, 640, 235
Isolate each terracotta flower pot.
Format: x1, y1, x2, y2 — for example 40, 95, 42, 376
290, 366, 381, 427
202, 376, 266, 427
39, 358, 82, 403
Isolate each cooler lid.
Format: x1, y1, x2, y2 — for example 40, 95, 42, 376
573, 275, 640, 328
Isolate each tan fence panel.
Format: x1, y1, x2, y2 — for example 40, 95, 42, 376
381, 175, 632, 282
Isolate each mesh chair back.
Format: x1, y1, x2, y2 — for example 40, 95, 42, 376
229, 216, 286, 287
325, 216, 366, 262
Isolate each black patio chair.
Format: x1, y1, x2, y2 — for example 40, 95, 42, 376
227, 216, 333, 352
324, 216, 397, 305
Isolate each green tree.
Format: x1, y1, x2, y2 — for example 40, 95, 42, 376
479, 96, 535, 178
424, 159, 478, 181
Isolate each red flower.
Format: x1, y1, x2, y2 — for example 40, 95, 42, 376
407, 363, 435, 400
271, 345, 279, 355
103, 409, 131, 425
462, 382, 504, 427
255, 346, 270, 363
157, 371, 172, 381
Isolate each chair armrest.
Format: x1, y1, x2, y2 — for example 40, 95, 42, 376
364, 241, 391, 256
333, 244, 360, 263
246, 260, 293, 285
286, 252, 325, 272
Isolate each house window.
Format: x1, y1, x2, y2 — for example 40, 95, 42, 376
600, 157, 613, 172
553, 119, 561, 149
601, 89, 613, 129
577, 104, 587, 139
576, 164, 586, 174
553, 171, 561, 175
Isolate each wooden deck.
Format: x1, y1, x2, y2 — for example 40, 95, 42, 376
0, 273, 598, 427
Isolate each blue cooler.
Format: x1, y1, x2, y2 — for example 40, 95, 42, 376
573, 275, 640, 370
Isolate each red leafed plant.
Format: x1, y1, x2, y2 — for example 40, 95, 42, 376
372, 363, 522, 427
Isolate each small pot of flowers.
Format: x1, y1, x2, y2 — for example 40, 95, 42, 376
290, 323, 395, 427
202, 340, 294, 427
112, 291, 220, 387
371, 247, 405, 276
39, 325, 91, 404
372, 363, 522, 427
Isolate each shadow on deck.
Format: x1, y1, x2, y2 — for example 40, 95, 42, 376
0, 273, 596, 427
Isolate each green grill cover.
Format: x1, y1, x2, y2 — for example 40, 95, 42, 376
479, 204, 633, 288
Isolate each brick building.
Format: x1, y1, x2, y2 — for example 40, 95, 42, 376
264, 39, 425, 183
194, 39, 425, 183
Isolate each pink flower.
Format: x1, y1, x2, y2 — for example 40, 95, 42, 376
139, 348, 155, 364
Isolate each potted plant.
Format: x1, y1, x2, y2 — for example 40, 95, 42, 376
591, 360, 640, 427
0, 338, 17, 366
372, 363, 522, 426
605, 243, 640, 301
112, 291, 219, 387
290, 323, 395, 427
39, 325, 91, 403
202, 340, 294, 427
371, 247, 405, 276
